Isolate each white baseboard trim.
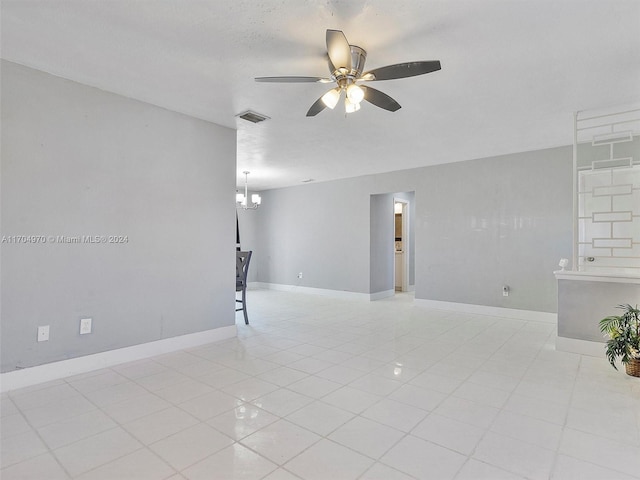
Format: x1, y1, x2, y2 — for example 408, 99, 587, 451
254, 282, 372, 301
0, 325, 237, 393
255, 282, 399, 302
413, 299, 557, 324
370, 289, 395, 301
556, 336, 605, 357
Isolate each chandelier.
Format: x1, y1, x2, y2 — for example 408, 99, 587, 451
236, 171, 261, 210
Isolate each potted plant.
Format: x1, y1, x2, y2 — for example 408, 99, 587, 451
599, 304, 640, 377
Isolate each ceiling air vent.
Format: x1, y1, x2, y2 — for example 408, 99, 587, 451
236, 110, 270, 124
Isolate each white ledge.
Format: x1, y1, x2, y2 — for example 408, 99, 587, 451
554, 270, 640, 284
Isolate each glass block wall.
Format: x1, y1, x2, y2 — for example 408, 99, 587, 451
574, 105, 640, 274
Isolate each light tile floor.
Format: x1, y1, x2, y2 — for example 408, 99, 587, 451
2, 289, 640, 480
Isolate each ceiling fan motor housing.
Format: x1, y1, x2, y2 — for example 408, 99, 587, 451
333, 45, 367, 87
349, 46, 367, 77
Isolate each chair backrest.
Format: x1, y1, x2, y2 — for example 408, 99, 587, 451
236, 250, 252, 286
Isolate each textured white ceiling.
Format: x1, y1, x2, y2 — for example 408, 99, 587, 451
2, 0, 639, 190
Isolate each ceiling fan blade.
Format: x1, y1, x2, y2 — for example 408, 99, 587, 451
362, 86, 401, 112
306, 96, 328, 117
255, 76, 332, 83
326, 29, 352, 71
362, 61, 441, 81
327, 54, 336, 76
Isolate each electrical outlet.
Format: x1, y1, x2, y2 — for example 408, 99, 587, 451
502, 285, 510, 297
37, 325, 50, 342
80, 317, 92, 335
298, 272, 303, 279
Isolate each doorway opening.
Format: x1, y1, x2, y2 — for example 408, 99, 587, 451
394, 199, 409, 293
369, 191, 414, 300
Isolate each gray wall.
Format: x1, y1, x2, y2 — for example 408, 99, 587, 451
1, 61, 237, 372
417, 147, 573, 312
370, 193, 394, 294
245, 146, 572, 312
249, 179, 372, 293
558, 279, 640, 342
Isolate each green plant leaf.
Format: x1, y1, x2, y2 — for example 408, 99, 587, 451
600, 304, 640, 371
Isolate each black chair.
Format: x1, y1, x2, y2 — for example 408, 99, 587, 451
236, 250, 252, 325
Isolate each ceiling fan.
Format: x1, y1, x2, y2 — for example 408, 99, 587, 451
255, 29, 441, 117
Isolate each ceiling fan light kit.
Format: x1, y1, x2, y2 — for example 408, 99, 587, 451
345, 97, 360, 113
255, 29, 441, 117
346, 84, 365, 104
321, 88, 341, 109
